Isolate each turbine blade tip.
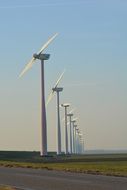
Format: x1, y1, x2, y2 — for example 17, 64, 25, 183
55, 32, 59, 36
19, 73, 22, 78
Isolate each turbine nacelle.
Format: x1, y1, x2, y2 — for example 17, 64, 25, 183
74, 124, 77, 128
61, 103, 70, 108
33, 53, 50, 60
52, 87, 63, 92
72, 120, 76, 124
67, 113, 73, 117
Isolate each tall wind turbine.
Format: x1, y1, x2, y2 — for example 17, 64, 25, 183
46, 71, 65, 155
79, 133, 84, 154
67, 113, 73, 154
71, 120, 76, 154
19, 33, 58, 156
76, 127, 80, 154
61, 108, 75, 123
77, 129, 80, 154
73, 124, 78, 154
61, 103, 70, 154
72, 118, 78, 153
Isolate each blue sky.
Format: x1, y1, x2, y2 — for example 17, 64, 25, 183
0, 0, 127, 151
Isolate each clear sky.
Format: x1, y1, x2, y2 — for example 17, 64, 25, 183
0, 0, 127, 152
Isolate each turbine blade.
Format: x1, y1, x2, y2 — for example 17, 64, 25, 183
38, 33, 58, 54
62, 117, 70, 124
19, 57, 36, 77
62, 117, 65, 122
54, 69, 65, 88
46, 91, 55, 106
73, 117, 78, 121
46, 69, 64, 106
69, 108, 76, 114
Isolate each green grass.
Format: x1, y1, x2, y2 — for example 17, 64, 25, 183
0, 151, 127, 163
0, 151, 127, 177
0, 186, 16, 190
0, 160, 127, 177
48, 161, 127, 176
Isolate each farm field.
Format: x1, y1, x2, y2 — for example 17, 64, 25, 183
0, 186, 16, 190
0, 151, 127, 177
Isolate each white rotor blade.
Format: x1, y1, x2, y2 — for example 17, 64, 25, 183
19, 57, 36, 78
46, 91, 55, 106
38, 33, 58, 54
54, 69, 65, 88
62, 117, 65, 122
46, 69, 65, 106
19, 33, 58, 78
69, 108, 76, 114
68, 121, 71, 125
62, 118, 69, 125
72, 117, 78, 122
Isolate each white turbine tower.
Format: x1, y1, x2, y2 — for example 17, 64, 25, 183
61, 103, 70, 154
71, 120, 76, 154
67, 113, 73, 154
77, 129, 80, 154
74, 124, 78, 154
72, 118, 78, 153
19, 33, 58, 156
46, 71, 65, 155
79, 133, 84, 154
76, 127, 80, 154
81, 134, 85, 154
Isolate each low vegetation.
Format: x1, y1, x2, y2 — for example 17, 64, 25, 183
0, 151, 127, 177
0, 186, 16, 190
0, 160, 127, 177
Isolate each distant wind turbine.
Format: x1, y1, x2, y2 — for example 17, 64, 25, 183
71, 120, 76, 153
76, 127, 80, 154
67, 113, 73, 154
19, 33, 58, 156
79, 133, 84, 154
61, 108, 76, 124
46, 70, 65, 155
73, 124, 78, 154
61, 103, 70, 154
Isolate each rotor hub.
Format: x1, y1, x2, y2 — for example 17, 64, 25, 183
33, 53, 50, 60
52, 87, 63, 92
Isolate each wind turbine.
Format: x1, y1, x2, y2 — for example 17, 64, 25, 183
61, 103, 70, 154
72, 118, 78, 153
79, 133, 84, 154
71, 120, 76, 154
67, 113, 73, 154
62, 108, 76, 123
46, 70, 65, 155
77, 129, 81, 154
76, 127, 80, 154
73, 124, 78, 154
81, 134, 85, 154
19, 33, 58, 156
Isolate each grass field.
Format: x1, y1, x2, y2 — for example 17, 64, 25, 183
0, 151, 127, 177
0, 186, 16, 190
